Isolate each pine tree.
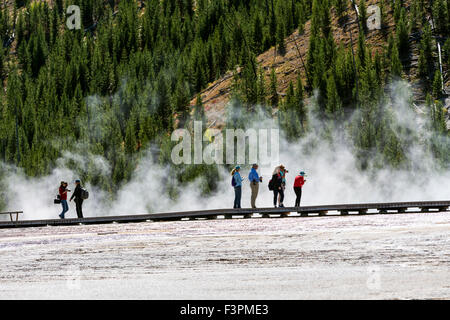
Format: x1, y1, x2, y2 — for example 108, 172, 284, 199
427, 94, 447, 135
432, 0, 449, 35
279, 81, 302, 140
390, 41, 402, 78
335, 0, 347, 21
396, 8, 410, 62
308, 0, 322, 69
313, 41, 328, 114
0, 46, 4, 78
357, 22, 367, 67
295, 75, 307, 125
253, 13, 263, 52
269, 68, 279, 107
321, 0, 332, 37
173, 77, 190, 127
256, 67, 267, 106
193, 93, 206, 128
393, 0, 402, 23
155, 75, 173, 131
326, 72, 343, 118
409, 0, 423, 31
124, 114, 137, 154
444, 38, 450, 66
432, 70, 443, 99
28, 27, 47, 78
276, 21, 286, 55
379, 0, 388, 31
359, 0, 368, 34
418, 24, 435, 84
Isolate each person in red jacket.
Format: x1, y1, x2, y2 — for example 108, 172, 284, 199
293, 171, 306, 207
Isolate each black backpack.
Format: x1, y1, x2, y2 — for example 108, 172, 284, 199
80, 188, 89, 200
231, 175, 236, 187
268, 178, 274, 191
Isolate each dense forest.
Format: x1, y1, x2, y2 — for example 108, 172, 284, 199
0, 0, 449, 207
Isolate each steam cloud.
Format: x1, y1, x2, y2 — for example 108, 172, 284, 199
1, 81, 449, 221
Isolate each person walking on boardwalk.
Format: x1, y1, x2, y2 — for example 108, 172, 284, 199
294, 171, 307, 207
278, 165, 288, 207
58, 181, 70, 219
70, 179, 84, 218
231, 166, 244, 209
271, 167, 284, 208
248, 163, 262, 209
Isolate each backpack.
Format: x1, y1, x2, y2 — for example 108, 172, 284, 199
80, 188, 89, 200
231, 175, 236, 187
268, 178, 274, 191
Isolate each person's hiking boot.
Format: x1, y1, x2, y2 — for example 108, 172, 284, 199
279, 204, 285, 208
59, 214, 64, 219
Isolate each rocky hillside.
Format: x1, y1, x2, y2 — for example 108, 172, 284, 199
191, 0, 450, 129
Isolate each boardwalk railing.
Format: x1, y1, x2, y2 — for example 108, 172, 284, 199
0, 201, 449, 229
0, 211, 22, 222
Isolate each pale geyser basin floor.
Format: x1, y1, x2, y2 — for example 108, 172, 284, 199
0, 211, 449, 299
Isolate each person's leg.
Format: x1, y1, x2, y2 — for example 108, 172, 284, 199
254, 183, 259, 207
237, 186, 242, 208
79, 199, 83, 218
294, 187, 300, 207
75, 200, 80, 218
250, 183, 254, 208
63, 200, 69, 217
273, 190, 278, 207
298, 187, 302, 206
234, 187, 239, 208
250, 183, 258, 208
279, 188, 284, 206
234, 186, 242, 209
60, 200, 67, 218
76, 199, 84, 218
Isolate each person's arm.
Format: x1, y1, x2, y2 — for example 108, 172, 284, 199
70, 186, 78, 201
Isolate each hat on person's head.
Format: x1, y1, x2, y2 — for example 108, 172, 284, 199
75, 179, 81, 183
252, 163, 258, 168
299, 171, 306, 176
235, 165, 240, 170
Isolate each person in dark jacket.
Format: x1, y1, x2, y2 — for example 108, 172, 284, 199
271, 167, 284, 208
70, 179, 84, 218
278, 165, 288, 207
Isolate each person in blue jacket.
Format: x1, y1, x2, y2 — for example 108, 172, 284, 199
231, 166, 244, 208
248, 163, 262, 208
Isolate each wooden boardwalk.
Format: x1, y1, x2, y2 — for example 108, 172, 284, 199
0, 201, 449, 229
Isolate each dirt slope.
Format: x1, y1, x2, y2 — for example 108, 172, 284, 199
191, 0, 449, 129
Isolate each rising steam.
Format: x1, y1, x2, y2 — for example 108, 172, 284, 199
1, 81, 449, 220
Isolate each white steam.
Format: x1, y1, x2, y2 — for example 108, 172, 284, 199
1, 81, 449, 220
